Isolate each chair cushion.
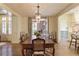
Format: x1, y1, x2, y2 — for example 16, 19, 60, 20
33, 51, 44, 56
45, 48, 53, 54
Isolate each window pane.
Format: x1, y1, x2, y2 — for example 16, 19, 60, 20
8, 16, 12, 34
2, 16, 6, 34
32, 18, 48, 39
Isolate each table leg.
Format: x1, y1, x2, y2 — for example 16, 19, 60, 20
75, 39, 77, 50
53, 45, 55, 56
22, 48, 25, 56
25, 48, 33, 56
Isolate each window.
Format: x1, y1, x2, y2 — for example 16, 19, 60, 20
2, 15, 12, 34
2, 16, 6, 34
8, 15, 12, 34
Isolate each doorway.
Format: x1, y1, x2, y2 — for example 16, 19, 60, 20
58, 15, 68, 42
32, 18, 48, 39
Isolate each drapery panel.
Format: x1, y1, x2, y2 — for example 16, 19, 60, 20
28, 17, 32, 39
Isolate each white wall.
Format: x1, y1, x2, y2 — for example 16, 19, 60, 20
10, 16, 28, 43
11, 16, 20, 43
20, 17, 28, 33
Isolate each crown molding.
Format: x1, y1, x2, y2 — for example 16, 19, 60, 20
56, 3, 79, 17
0, 4, 21, 17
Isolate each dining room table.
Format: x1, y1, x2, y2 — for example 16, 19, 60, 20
21, 39, 55, 56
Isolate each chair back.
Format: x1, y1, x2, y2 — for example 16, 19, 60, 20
49, 32, 57, 43
71, 34, 77, 39
20, 33, 29, 43
32, 38, 45, 51
20, 34, 25, 43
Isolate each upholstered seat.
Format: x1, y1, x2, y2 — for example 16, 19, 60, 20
32, 38, 45, 56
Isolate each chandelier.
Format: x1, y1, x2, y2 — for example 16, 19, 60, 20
35, 4, 41, 21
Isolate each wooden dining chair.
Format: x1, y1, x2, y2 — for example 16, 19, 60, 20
49, 32, 57, 43
20, 34, 25, 43
32, 38, 45, 56
20, 33, 29, 43
53, 32, 57, 43
21, 45, 33, 56
69, 34, 79, 49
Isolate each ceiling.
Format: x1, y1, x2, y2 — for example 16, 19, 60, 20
65, 5, 79, 15
4, 3, 72, 17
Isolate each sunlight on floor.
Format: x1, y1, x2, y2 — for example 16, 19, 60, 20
55, 40, 78, 56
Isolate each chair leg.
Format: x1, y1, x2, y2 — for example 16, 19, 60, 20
77, 46, 79, 53
75, 39, 77, 50
69, 39, 72, 48
29, 49, 33, 56
53, 47, 55, 56
26, 49, 33, 56
22, 49, 25, 56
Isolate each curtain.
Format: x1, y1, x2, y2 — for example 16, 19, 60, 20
0, 15, 2, 33
28, 17, 32, 39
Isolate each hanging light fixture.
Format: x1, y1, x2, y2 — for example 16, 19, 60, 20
35, 4, 41, 21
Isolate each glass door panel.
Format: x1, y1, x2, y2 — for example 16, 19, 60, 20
32, 18, 48, 39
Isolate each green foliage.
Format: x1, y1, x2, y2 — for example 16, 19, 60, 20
34, 30, 42, 36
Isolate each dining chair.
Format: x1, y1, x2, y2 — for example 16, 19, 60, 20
69, 34, 79, 49
20, 33, 29, 43
49, 32, 57, 43
21, 45, 33, 56
32, 38, 45, 56
53, 32, 57, 43
20, 34, 25, 43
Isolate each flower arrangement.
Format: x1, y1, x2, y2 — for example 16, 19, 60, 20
34, 30, 42, 37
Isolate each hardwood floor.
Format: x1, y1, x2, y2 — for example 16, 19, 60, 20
11, 41, 79, 56
12, 44, 22, 56
0, 43, 12, 56
55, 41, 78, 56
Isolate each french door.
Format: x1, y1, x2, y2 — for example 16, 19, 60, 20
32, 18, 48, 39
